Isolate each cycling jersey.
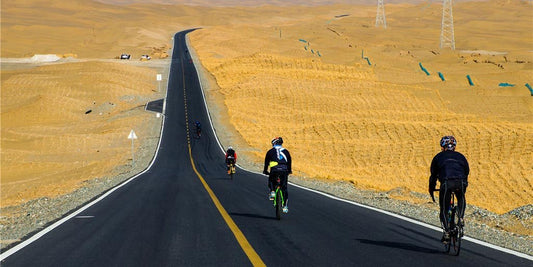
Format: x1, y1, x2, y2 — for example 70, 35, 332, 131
264, 145, 292, 206
263, 145, 292, 174
225, 149, 237, 164
429, 150, 469, 190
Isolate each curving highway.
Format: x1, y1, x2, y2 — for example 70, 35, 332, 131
1, 29, 531, 267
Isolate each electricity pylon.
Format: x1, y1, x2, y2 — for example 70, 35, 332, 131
440, 0, 455, 50
375, 0, 387, 28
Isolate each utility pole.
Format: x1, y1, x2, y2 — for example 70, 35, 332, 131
375, 0, 387, 28
440, 0, 455, 50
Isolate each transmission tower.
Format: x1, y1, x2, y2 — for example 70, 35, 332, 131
375, 0, 387, 28
440, 0, 455, 50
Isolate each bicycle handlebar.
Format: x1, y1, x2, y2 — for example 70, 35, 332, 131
430, 189, 439, 202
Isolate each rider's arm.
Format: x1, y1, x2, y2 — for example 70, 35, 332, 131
286, 150, 292, 174
429, 155, 438, 192
462, 154, 470, 180
263, 151, 270, 174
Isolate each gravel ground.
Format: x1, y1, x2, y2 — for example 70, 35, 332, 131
1, 53, 531, 258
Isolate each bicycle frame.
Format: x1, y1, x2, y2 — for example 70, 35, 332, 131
227, 163, 236, 179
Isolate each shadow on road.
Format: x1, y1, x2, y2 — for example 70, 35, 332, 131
229, 212, 278, 221
355, 238, 442, 254
392, 224, 508, 264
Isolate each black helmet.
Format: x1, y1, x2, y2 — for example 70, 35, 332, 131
440, 135, 457, 151
271, 136, 283, 146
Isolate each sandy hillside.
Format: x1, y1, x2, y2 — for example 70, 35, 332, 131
1, 61, 163, 207
188, 0, 533, 216
1, 0, 532, 237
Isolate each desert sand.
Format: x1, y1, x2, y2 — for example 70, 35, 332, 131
1, 0, 532, 238
188, 0, 533, 216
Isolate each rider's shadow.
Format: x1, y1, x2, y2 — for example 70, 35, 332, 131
354, 238, 441, 254
211, 177, 233, 181
229, 212, 279, 221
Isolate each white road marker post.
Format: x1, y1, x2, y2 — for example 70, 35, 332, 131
156, 74, 162, 92
128, 129, 138, 167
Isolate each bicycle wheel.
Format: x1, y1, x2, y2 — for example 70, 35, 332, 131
229, 165, 234, 180
450, 220, 462, 255
455, 226, 463, 256
444, 237, 451, 253
275, 188, 282, 220
450, 205, 461, 255
451, 230, 461, 256
444, 210, 455, 253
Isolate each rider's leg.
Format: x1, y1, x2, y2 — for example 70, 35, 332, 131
268, 174, 276, 200
456, 180, 468, 226
268, 174, 275, 191
439, 182, 452, 232
280, 172, 289, 206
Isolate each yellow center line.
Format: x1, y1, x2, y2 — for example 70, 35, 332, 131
188, 145, 266, 267
181, 53, 265, 266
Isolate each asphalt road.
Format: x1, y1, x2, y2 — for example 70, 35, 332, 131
1, 29, 531, 267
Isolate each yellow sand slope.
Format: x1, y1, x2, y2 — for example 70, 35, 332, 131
188, 0, 533, 215
1, 61, 159, 207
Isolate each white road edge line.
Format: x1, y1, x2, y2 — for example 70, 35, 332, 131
74, 216, 95, 219
187, 35, 533, 261
0, 35, 175, 262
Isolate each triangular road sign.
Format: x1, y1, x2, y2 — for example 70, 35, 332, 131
128, 130, 138, 140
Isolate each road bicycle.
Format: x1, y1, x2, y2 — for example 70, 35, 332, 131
272, 175, 285, 220
432, 189, 463, 256
444, 191, 463, 255
227, 162, 236, 180
196, 127, 202, 139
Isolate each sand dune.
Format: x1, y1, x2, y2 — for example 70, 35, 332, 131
1, 0, 532, 236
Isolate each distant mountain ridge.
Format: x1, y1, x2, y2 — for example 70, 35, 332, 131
94, 0, 423, 6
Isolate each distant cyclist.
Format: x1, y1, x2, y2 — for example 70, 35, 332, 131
429, 135, 469, 243
194, 121, 202, 138
225, 146, 237, 174
263, 137, 292, 213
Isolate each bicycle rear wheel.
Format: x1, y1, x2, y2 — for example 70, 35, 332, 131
444, 209, 455, 253
275, 188, 282, 220
444, 238, 451, 253
451, 231, 461, 256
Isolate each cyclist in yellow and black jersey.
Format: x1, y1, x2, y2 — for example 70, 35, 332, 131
263, 137, 292, 213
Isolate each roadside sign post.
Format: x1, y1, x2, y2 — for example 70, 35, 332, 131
128, 130, 138, 167
156, 74, 162, 92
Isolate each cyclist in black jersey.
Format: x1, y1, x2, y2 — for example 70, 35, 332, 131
429, 136, 469, 243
